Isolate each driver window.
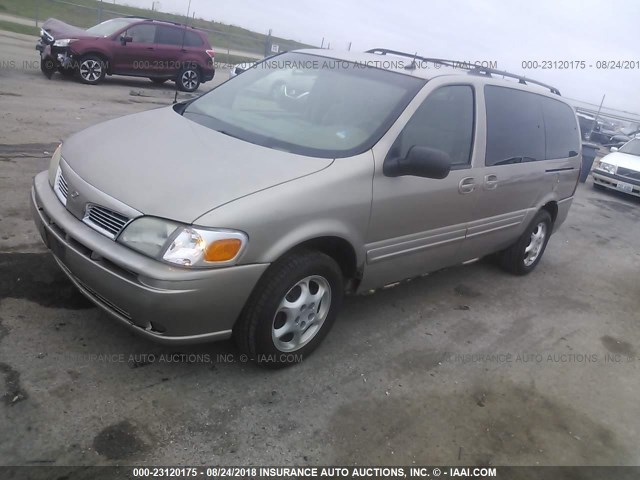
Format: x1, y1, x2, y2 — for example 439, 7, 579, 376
125, 24, 156, 44
392, 85, 474, 167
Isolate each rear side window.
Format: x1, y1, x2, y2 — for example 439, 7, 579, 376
185, 31, 204, 47
392, 85, 474, 167
155, 26, 183, 45
484, 86, 545, 165
540, 97, 580, 159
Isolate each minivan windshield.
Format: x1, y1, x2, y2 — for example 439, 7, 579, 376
86, 18, 137, 37
184, 52, 425, 158
619, 138, 640, 156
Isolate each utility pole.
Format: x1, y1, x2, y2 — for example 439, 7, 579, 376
264, 28, 272, 58
588, 94, 605, 141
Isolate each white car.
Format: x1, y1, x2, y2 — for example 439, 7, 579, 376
229, 60, 316, 100
592, 138, 640, 197
229, 61, 257, 78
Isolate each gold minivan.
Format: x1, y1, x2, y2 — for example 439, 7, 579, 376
32, 48, 581, 366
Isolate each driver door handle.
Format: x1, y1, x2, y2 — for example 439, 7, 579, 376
458, 177, 476, 194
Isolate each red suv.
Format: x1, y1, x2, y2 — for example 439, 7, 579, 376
36, 17, 215, 91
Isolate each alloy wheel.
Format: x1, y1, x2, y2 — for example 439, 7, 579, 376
524, 222, 547, 267
272, 275, 332, 352
79, 59, 102, 82
181, 70, 199, 91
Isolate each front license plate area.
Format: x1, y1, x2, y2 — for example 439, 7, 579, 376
616, 181, 634, 193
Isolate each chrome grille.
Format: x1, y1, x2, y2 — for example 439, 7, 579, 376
54, 167, 69, 205
83, 204, 130, 239
617, 166, 640, 181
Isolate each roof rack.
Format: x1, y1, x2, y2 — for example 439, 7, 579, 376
365, 48, 561, 96
125, 16, 193, 28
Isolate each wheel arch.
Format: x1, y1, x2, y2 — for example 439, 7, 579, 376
292, 236, 359, 280
541, 200, 558, 224
257, 231, 364, 293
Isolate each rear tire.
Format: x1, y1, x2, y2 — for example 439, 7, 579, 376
234, 249, 343, 368
177, 65, 201, 92
77, 55, 107, 85
498, 210, 552, 275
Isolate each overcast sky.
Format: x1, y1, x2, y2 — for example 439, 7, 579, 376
118, 0, 640, 113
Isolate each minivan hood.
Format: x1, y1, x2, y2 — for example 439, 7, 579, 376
62, 107, 333, 222
602, 151, 640, 170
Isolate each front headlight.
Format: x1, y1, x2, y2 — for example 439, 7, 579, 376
597, 161, 617, 175
48, 144, 62, 186
117, 217, 247, 268
53, 38, 76, 47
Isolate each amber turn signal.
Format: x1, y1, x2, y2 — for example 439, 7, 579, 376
204, 238, 243, 262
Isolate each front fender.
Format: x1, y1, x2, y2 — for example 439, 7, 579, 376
193, 152, 374, 268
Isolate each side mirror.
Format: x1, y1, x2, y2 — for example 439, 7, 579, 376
384, 146, 452, 179
120, 35, 133, 45
610, 147, 619, 152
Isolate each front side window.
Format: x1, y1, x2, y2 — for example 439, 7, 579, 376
619, 138, 640, 156
126, 24, 156, 44
389, 85, 474, 167
183, 52, 425, 158
485, 86, 545, 166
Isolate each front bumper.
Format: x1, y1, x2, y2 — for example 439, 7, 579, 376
592, 169, 640, 197
31, 171, 268, 344
36, 39, 74, 69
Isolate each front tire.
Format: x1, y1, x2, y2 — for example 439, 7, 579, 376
234, 249, 344, 368
77, 55, 106, 85
40, 57, 56, 79
498, 210, 552, 275
58, 66, 75, 77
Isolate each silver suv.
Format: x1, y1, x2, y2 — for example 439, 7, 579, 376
31, 48, 581, 366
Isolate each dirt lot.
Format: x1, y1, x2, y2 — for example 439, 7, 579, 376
1, 30, 639, 469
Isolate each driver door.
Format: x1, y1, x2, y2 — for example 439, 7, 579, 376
361, 83, 480, 290
111, 23, 157, 75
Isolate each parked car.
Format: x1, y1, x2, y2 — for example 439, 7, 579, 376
31, 49, 581, 366
592, 138, 640, 197
607, 134, 631, 149
229, 58, 315, 100
36, 17, 215, 91
229, 61, 256, 78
